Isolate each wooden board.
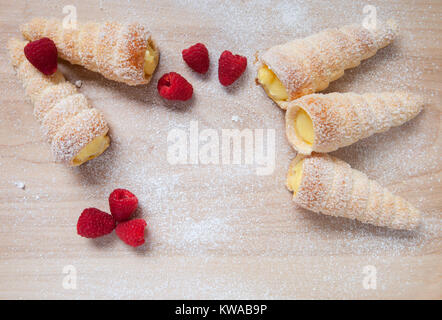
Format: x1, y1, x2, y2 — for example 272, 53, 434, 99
0, 0, 441, 299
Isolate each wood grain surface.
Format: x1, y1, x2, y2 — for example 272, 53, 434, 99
0, 0, 441, 299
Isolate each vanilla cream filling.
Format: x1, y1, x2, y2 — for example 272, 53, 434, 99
294, 108, 314, 145
143, 40, 159, 78
257, 65, 288, 101
287, 159, 304, 195
72, 135, 110, 166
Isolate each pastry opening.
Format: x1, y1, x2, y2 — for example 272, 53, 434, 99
72, 134, 110, 166
257, 65, 288, 102
287, 157, 305, 195
294, 108, 314, 145
143, 38, 159, 78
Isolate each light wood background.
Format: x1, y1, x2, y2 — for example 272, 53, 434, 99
0, 0, 441, 299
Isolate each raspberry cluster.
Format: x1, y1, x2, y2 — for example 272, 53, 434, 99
77, 189, 147, 247
157, 43, 247, 101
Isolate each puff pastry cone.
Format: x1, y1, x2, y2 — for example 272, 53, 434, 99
257, 21, 398, 109
286, 91, 424, 155
8, 38, 110, 166
20, 18, 159, 86
287, 153, 421, 230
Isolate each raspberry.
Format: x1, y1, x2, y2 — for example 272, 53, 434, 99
182, 43, 210, 74
109, 188, 138, 222
24, 37, 58, 76
218, 50, 247, 86
157, 72, 193, 101
77, 208, 116, 238
116, 219, 147, 247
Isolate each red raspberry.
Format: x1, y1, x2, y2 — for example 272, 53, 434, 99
116, 219, 147, 247
109, 188, 139, 222
77, 208, 116, 238
218, 50, 247, 86
157, 72, 193, 101
24, 37, 58, 76
182, 43, 210, 74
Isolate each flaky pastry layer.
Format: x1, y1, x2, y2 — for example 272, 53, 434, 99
259, 21, 398, 108
8, 38, 110, 166
285, 91, 424, 154
21, 18, 159, 85
287, 154, 421, 230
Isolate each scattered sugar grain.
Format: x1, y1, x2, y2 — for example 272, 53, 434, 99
14, 181, 25, 190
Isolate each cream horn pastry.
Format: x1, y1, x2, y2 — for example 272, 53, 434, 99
257, 21, 398, 109
21, 18, 159, 86
287, 153, 420, 230
8, 38, 110, 166
285, 91, 424, 155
